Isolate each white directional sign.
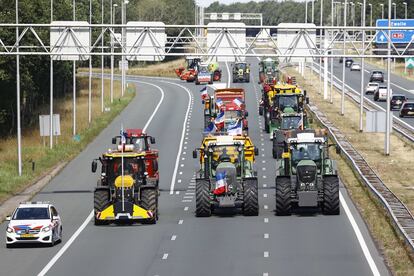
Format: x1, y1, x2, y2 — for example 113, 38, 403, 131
126, 21, 166, 61
277, 23, 316, 63
207, 22, 246, 62
50, 21, 90, 61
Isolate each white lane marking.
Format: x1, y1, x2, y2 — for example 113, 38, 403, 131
184, 206, 189, 211
183, 196, 193, 199
264, 205, 268, 210
160, 81, 192, 195
180, 163, 184, 167
185, 192, 195, 195
264, 233, 269, 239
263, 193, 268, 198
37, 210, 94, 276
264, 251, 269, 258
263, 184, 267, 188
262, 167, 266, 171
37, 81, 166, 276
179, 171, 183, 175
182, 199, 192, 203
264, 218, 269, 223
178, 179, 182, 183
225, 61, 231, 87
162, 253, 169, 260
263, 273, 269, 276
184, 146, 187, 150
183, 151, 186, 155
340, 192, 380, 276
178, 219, 184, 224
262, 175, 267, 179
262, 160, 266, 164
171, 235, 177, 241
175, 191, 180, 195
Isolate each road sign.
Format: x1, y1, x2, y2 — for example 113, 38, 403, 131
207, 22, 246, 62
406, 57, 414, 69
277, 23, 316, 63
50, 21, 90, 61
375, 19, 414, 44
39, 114, 61, 136
126, 21, 166, 61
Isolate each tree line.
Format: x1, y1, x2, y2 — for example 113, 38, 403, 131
0, 0, 195, 137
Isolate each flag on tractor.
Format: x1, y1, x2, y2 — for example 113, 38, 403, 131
213, 171, 227, 195
200, 86, 208, 100
227, 119, 242, 135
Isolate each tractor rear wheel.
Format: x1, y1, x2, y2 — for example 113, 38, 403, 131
196, 179, 211, 217
275, 177, 291, 216
141, 188, 158, 224
323, 176, 340, 215
264, 112, 270, 133
243, 179, 259, 216
94, 189, 110, 225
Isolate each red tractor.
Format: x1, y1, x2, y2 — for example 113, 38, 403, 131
112, 129, 159, 185
174, 57, 201, 82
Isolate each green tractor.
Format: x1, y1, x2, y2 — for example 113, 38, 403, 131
192, 135, 259, 217
258, 57, 279, 84
271, 110, 310, 159
275, 129, 341, 216
232, 62, 250, 83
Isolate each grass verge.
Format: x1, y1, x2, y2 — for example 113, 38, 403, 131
0, 77, 134, 203
286, 67, 414, 275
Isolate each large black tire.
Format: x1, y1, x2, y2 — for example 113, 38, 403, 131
196, 179, 211, 217
275, 177, 292, 216
264, 112, 270, 133
94, 189, 110, 225
243, 179, 259, 216
141, 188, 158, 224
323, 176, 340, 215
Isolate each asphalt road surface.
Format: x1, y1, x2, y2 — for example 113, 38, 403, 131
0, 60, 390, 276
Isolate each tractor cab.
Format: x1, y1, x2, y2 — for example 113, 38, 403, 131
111, 128, 155, 152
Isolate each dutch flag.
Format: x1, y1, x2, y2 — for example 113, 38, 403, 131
214, 111, 225, 129
233, 98, 243, 108
204, 121, 217, 133
228, 119, 242, 136
120, 128, 127, 147
213, 171, 227, 195
200, 86, 208, 100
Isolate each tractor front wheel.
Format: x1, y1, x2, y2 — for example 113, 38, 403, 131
141, 188, 158, 224
275, 177, 291, 216
323, 176, 340, 215
196, 179, 211, 217
94, 189, 110, 225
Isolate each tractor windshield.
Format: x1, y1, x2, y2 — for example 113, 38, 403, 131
129, 137, 148, 151
276, 95, 298, 111
224, 110, 242, 120
281, 116, 302, 130
236, 63, 246, 70
210, 145, 242, 177
291, 143, 321, 167
107, 158, 146, 181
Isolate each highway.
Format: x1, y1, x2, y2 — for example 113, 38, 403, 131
0, 61, 390, 276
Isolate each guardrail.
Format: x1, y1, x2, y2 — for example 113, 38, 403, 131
306, 101, 414, 253
311, 64, 414, 142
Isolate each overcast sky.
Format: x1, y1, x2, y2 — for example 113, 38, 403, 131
198, 0, 305, 8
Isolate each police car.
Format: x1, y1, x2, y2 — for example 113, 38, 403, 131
6, 202, 62, 247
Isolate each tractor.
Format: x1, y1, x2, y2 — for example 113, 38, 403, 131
174, 56, 201, 82
193, 135, 259, 217
91, 147, 159, 225
274, 129, 341, 216
232, 62, 250, 83
258, 57, 279, 84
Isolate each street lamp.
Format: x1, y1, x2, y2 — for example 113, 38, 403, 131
403, 2, 407, 19
110, 2, 118, 103
350, 2, 355, 27
368, 3, 372, 27
357, 2, 363, 26
121, 0, 129, 96
380, 3, 384, 19
392, 2, 396, 19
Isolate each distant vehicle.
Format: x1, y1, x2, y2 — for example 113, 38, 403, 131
365, 82, 379, 95
6, 202, 62, 248
370, 71, 384, 82
399, 102, 414, 117
390, 95, 407, 110
350, 63, 361, 71
195, 64, 213, 85
374, 86, 391, 102
345, 58, 353, 68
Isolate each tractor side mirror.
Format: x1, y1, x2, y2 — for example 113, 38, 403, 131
244, 111, 249, 117
304, 90, 307, 97
202, 100, 205, 104
111, 137, 117, 144
150, 137, 156, 144
91, 160, 97, 173
254, 147, 259, 156
306, 97, 309, 104
259, 106, 264, 116
193, 150, 198, 159
335, 145, 341, 155
52, 216, 59, 221
6, 216, 11, 221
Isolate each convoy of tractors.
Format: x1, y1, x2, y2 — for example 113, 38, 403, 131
90, 56, 340, 226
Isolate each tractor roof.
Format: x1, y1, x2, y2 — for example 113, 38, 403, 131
103, 146, 146, 158
126, 128, 145, 137
286, 129, 328, 144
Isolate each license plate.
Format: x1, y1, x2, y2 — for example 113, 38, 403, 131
20, 234, 34, 238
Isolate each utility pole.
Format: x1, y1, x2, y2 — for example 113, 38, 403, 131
306, 0, 308, 23
110, 1, 116, 104
392, 2, 396, 19
341, 0, 347, 115
380, 4, 384, 19
359, 0, 366, 132
88, 0, 92, 123
403, 2, 407, 19
50, 0, 54, 148
101, 0, 104, 113
385, 0, 392, 155
16, 0, 22, 175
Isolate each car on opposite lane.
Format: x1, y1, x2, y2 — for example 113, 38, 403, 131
345, 58, 353, 68
370, 70, 384, 82
6, 202, 62, 248
365, 82, 379, 95
350, 63, 361, 71
390, 95, 408, 110
399, 102, 414, 118
374, 86, 392, 102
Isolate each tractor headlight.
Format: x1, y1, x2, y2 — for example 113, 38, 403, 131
300, 182, 306, 189
6, 226, 14, 233
42, 226, 51, 232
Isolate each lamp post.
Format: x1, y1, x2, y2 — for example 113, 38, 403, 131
312, 0, 315, 23
111, 2, 117, 103
101, 0, 104, 113
403, 2, 407, 19
380, 3, 384, 19
341, 0, 348, 115
392, 2, 396, 19
305, 0, 308, 23
121, 0, 129, 97
359, 0, 366, 132
72, 0, 76, 136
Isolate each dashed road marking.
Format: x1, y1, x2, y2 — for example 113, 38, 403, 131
262, 175, 267, 179
162, 253, 169, 260
178, 219, 184, 224
263, 184, 267, 188
264, 205, 268, 210
183, 196, 193, 199
184, 206, 189, 211
171, 235, 177, 241
178, 179, 182, 183
263, 193, 268, 198
262, 167, 266, 171
264, 251, 269, 258
179, 171, 183, 175
263, 273, 269, 276
264, 233, 269, 239
180, 164, 184, 167
264, 218, 269, 223
175, 191, 180, 195
183, 151, 186, 155
182, 199, 192, 203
